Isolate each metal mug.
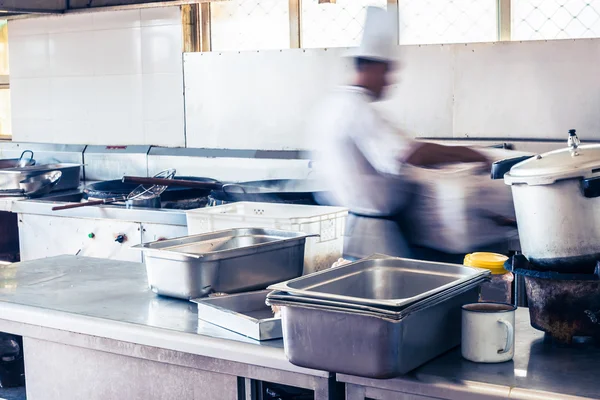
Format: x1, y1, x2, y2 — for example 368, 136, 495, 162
461, 302, 516, 363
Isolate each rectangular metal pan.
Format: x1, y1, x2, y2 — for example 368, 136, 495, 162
268, 254, 488, 308
0, 163, 82, 192
270, 284, 480, 378
133, 228, 314, 299
267, 274, 486, 318
191, 290, 281, 341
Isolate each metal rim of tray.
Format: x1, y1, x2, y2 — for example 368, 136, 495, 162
133, 228, 318, 260
267, 254, 490, 308
191, 291, 280, 324
267, 275, 487, 320
268, 279, 483, 321
267, 274, 488, 317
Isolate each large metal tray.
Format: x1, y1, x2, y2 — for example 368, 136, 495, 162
270, 283, 480, 378
0, 163, 82, 192
267, 273, 487, 318
191, 290, 281, 341
268, 254, 488, 308
133, 228, 314, 299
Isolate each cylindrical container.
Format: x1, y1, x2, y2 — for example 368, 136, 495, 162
461, 302, 516, 363
464, 252, 513, 304
503, 131, 600, 273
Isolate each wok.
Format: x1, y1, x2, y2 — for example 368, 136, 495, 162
209, 179, 328, 205
85, 176, 220, 202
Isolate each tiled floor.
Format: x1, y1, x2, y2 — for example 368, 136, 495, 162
0, 387, 26, 400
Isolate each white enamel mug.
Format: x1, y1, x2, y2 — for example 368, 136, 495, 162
461, 302, 516, 363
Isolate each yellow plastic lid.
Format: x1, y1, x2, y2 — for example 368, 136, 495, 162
464, 252, 508, 275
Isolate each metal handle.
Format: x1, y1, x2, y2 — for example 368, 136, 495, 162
490, 156, 533, 180
222, 183, 247, 194
581, 177, 600, 198
18, 150, 34, 162
497, 319, 514, 354
122, 176, 223, 190
52, 197, 123, 211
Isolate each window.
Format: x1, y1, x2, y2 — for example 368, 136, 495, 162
195, 0, 600, 53
398, 0, 498, 45
0, 20, 9, 139
211, 0, 290, 51
512, 0, 600, 40
301, 0, 388, 48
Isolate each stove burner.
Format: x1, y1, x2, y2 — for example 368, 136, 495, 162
508, 254, 600, 344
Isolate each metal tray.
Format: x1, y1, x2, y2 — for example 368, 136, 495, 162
191, 290, 281, 341
133, 228, 314, 299
268, 254, 488, 308
0, 163, 82, 192
270, 283, 480, 378
267, 274, 486, 318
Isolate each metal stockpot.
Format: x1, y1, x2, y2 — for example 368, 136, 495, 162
500, 130, 600, 273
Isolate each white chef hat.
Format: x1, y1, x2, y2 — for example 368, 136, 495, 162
349, 6, 398, 63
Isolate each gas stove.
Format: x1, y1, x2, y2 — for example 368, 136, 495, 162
508, 254, 600, 344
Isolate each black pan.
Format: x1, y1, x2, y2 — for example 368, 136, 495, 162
209, 179, 328, 205
85, 176, 219, 202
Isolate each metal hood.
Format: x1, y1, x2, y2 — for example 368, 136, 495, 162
0, 0, 224, 17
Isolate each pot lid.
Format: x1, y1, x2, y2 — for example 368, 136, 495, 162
505, 131, 600, 186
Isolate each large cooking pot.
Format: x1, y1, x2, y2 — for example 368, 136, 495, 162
500, 130, 600, 273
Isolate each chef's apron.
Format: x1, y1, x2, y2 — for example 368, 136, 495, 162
318, 135, 411, 260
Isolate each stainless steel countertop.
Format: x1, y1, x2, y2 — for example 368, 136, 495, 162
0, 255, 327, 378
1, 255, 598, 398
339, 308, 600, 399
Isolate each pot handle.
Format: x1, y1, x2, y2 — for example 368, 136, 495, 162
581, 177, 600, 198
497, 319, 514, 354
490, 156, 533, 180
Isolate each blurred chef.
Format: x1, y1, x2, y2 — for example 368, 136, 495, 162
309, 6, 488, 259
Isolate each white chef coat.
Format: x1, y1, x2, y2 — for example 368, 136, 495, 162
309, 86, 416, 217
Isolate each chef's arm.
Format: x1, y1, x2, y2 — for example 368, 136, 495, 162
404, 142, 489, 167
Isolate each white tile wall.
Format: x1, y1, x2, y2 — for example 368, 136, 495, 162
9, 7, 185, 147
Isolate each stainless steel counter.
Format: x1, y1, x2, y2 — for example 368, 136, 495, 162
339, 308, 600, 400
0, 255, 334, 400
0, 255, 323, 376
1, 255, 598, 400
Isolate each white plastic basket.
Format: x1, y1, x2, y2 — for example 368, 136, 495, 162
186, 202, 349, 274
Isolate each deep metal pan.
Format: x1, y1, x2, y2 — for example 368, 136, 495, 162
133, 228, 316, 299
0, 150, 35, 169
268, 254, 489, 308
0, 163, 81, 193
270, 281, 480, 378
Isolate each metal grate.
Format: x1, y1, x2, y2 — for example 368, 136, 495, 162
398, 0, 497, 45
512, 0, 600, 40
301, 0, 388, 48
210, 0, 290, 51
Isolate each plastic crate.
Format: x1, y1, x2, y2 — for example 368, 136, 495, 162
186, 202, 348, 274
